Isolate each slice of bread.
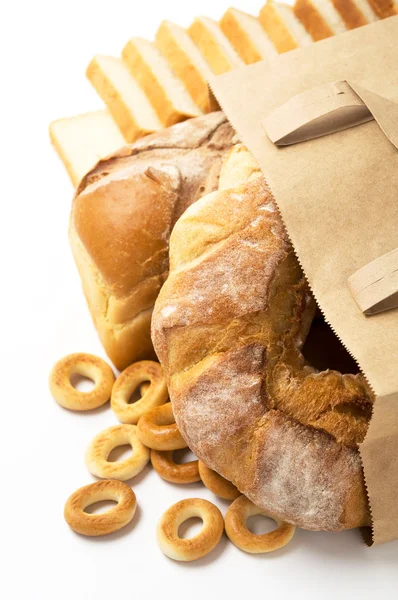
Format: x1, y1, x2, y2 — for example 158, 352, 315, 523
122, 37, 203, 127
368, 0, 397, 17
188, 16, 244, 75
259, 2, 313, 53
49, 110, 125, 186
155, 21, 218, 113
294, 0, 348, 40
220, 7, 279, 64
328, 1, 369, 28
86, 55, 161, 142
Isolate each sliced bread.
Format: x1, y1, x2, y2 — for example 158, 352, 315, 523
155, 21, 218, 113
49, 110, 125, 186
329, 1, 370, 28
294, 0, 348, 40
188, 16, 244, 75
122, 37, 203, 127
367, 0, 397, 17
220, 7, 279, 64
86, 55, 161, 142
259, 2, 313, 52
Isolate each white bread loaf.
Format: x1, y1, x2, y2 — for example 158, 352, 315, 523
70, 113, 236, 370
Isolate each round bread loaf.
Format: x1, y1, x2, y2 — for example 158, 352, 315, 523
70, 112, 236, 370
152, 146, 373, 531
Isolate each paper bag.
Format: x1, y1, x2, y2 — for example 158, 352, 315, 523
210, 16, 398, 545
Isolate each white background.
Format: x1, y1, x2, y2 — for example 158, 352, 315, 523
1, 1, 397, 599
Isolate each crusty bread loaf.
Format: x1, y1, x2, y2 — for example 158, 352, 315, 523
155, 21, 219, 114
220, 8, 279, 64
49, 110, 125, 186
259, 1, 313, 52
70, 113, 236, 370
152, 145, 372, 531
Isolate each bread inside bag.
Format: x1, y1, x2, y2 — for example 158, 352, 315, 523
210, 16, 398, 545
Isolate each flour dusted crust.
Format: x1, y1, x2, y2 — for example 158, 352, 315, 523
70, 112, 235, 370
152, 146, 372, 531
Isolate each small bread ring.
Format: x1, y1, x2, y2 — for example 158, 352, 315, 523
137, 403, 186, 451
64, 480, 136, 536
225, 495, 295, 553
140, 382, 150, 395
151, 449, 200, 484
111, 361, 168, 424
198, 461, 240, 500
49, 353, 115, 411
157, 498, 224, 561
85, 424, 150, 481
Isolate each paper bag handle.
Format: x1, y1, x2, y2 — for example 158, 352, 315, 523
263, 80, 398, 149
348, 248, 398, 315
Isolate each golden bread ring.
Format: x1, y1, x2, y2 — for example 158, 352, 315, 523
137, 403, 186, 451
111, 361, 168, 424
85, 424, 150, 481
49, 353, 115, 411
225, 495, 295, 553
151, 449, 200, 484
198, 461, 240, 500
64, 480, 136, 536
140, 382, 150, 395
157, 498, 224, 561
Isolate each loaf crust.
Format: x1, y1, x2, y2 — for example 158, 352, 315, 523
70, 113, 235, 370
152, 146, 372, 531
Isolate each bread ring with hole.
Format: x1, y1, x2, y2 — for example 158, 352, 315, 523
151, 449, 200, 484
49, 353, 115, 411
111, 361, 168, 423
64, 480, 136, 536
140, 382, 150, 395
85, 424, 150, 481
137, 403, 186, 450
225, 495, 295, 553
156, 498, 224, 561
198, 461, 240, 500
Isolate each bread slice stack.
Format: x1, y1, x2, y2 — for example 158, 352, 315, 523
155, 21, 218, 113
327, 0, 378, 28
86, 55, 161, 142
220, 8, 279, 64
188, 17, 244, 74
122, 37, 203, 126
51, 1, 391, 185
259, 2, 313, 52
293, 0, 347, 40
368, 0, 397, 16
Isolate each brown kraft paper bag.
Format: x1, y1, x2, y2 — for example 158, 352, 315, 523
210, 16, 398, 545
